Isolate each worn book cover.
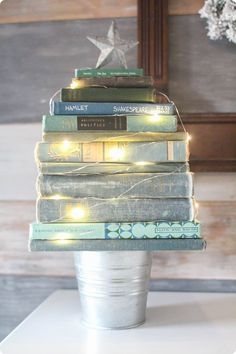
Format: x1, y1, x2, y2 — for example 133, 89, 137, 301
42, 132, 187, 143
43, 114, 177, 133
70, 76, 154, 88
35, 141, 189, 163
36, 197, 195, 223
52, 102, 175, 115
38, 162, 190, 175
29, 238, 206, 252
37, 173, 193, 198
29, 220, 201, 240
61, 88, 157, 103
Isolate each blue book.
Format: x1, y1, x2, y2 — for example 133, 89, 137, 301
52, 102, 175, 116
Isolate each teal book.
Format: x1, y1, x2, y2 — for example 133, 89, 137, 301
70, 76, 153, 88
36, 197, 195, 223
38, 162, 190, 175
61, 88, 157, 103
35, 141, 189, 163
37, 173, 193, 199
52, 102, 175, 115
29, 238, 206, 252
74, 68, 144, 77
42, 114, 178, 133
29, 220, 201, 240
42, 132, 187, 143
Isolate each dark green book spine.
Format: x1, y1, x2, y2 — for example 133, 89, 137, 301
61, 88, 156, 103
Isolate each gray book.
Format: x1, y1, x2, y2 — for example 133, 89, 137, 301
29, 238, 206, 252
38, 162, 190, 175
36, 197, 195, 223
37, 173, 193, 199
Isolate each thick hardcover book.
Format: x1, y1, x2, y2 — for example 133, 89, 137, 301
52, 102, 175, 115
39, 162, 190, 175
43, 114, 177, 133
74, 68, 143, 77
37, 173, 193, 199
29, 221, 201, 240
36, 197, 195, 223
43, 132, 187, 143
35, 141, 189, 163
29, 238, 206, 252
61, 88, 157, 103
70, 76, 153, 88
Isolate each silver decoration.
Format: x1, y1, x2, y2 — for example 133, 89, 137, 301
199, 0, 236, 44
87, 20, 138, 69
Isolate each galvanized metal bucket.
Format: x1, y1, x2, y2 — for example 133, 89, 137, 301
74, 251, 152, 329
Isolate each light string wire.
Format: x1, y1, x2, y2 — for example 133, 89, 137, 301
43, 88, 196, 223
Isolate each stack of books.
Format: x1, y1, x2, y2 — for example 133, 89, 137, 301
29, 68, 204, 251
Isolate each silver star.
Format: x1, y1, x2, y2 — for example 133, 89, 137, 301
87, 20, 138, 69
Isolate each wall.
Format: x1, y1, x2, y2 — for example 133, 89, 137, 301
0, 0, 236, 341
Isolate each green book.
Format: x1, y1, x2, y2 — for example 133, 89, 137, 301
29, 221, 201, 240
42, 114, 178, 133
37, 172, 193, 199
29, 238, 206, 252
38, 162, 190, 175
35, 140, 189, 163
61, 88, 157, 103
74, 68, 143, 77
70, 76, 153, 88
42, 132, 187, 143
36, 197, 195, 223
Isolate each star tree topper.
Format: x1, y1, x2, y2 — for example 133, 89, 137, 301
87, 20, 138, 69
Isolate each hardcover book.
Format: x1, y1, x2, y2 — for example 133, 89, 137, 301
37, 173, 193, 199
74, 68, 144, 77
61, 88, 157, 103
36, 197, 195, 223
42, 132, 187, 143
29, 220, 201, 240
52, 102, 175, 115
35, 141, 189, 163
43, 114, 178, 133
29, 238, 206, 252
38, 162, 190, 175
70, 76, 154, 88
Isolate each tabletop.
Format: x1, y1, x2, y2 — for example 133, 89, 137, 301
1, 290, 236, 354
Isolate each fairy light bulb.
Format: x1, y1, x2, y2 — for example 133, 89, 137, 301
135, 161, 155, 166
149, 114, 160, 122
187, 134, 192, 142
61, 140, 71, 152
50, 194, 62, 200
109, 147, 124, 160
70, 81, 78, 89
70, 207, 86, 220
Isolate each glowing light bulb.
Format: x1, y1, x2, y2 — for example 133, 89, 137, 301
70, 81, 78, 89
70, 207, 86, 220
149, 114, 161, 122
135, 161, 155, 166
50, 194, 62, 200
187, 134, 192, 142
56, 239, 73, 246
109, 148, 124, 160
61, 140, 71, 151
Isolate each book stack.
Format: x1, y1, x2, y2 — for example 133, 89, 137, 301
29, 68, 204, 251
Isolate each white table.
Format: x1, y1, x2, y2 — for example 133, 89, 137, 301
1, 290, 236, 354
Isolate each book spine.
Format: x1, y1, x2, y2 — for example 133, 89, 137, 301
71, 76, 154, 88
39, 162, 190, 175
29, 220, 201, 240
61, 88, 156, 103
37, 173, 193, 198
52, 102, 175, 115
43, 115, 177, 133
36, 198, 195, 223
29, 238, 206, 252
74, 68, 144, 77
42, 132, 187, 143
35, 141, 189, 163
